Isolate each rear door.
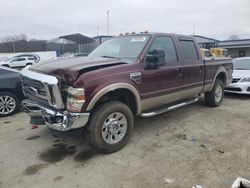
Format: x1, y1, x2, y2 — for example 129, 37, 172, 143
177, 38, 205, 95
141, 35, 184, 110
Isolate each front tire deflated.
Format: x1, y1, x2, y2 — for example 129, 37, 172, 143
83, 101, 134, 153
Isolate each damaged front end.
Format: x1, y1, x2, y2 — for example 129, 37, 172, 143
20, 67, 89, 131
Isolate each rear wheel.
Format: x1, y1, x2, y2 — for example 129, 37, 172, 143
205, 79, 224, 107
84, 101, 134, 153
0, 92, 20, 117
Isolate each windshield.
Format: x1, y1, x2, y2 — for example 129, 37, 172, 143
89, 35, 150, 60
233, 58, 250, 70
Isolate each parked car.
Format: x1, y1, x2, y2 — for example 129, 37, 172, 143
0, 57, 36, 68
0, 66, 25, 117
20, 33, 233, 153
225, 57, 250, 94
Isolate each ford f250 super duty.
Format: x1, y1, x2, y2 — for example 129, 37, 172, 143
20, 33, 233, 153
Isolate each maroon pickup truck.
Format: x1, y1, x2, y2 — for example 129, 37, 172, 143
20, 33, 232, 153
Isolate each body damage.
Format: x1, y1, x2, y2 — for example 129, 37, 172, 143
29, 56, 129, 85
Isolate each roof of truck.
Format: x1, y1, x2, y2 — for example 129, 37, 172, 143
118, 32, 195, 40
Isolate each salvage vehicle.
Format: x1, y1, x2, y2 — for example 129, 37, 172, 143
0, 66, 25, 117
225, 57, 250, 94
20, 33, 233, 153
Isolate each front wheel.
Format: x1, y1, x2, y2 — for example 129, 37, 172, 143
84, 101, 134, 153
205, 79, 224, 107
0, 92, 20, 117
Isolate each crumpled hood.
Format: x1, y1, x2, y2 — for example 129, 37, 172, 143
233, 70, 250, 78
29, 56, 126, 84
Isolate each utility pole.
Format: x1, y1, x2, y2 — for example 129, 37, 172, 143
106, 10, 110, 35
12, 42, 16, 53
97, 26, 99, 36
78, 24, 81, 33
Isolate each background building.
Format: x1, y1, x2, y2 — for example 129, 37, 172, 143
193, 35, 218, 49
217, 39, 250, 58
193, 35, 250, 58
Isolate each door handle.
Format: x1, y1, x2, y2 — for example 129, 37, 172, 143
199, 65, 203, 73
178, 67, 182, 77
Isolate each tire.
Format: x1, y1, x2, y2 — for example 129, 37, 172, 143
2, 64, 9, 67
0, 92, 20, 117
205, 79, 224, 107
84, 101, 134, 153
26, 63, 32, 66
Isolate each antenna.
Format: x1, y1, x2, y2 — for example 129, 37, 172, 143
193, 24, 195, 35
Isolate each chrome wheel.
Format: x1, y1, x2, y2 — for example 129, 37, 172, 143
101, 112, 128, 144
0, 95, 16, 115
215, 84, 223, 103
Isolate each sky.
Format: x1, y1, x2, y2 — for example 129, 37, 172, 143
0, 0, 250, 41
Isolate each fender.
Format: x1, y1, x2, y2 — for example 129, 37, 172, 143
86, 83, 142, 114
208, 66, 228, 92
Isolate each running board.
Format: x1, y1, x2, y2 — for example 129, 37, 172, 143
140, 98, 199, 118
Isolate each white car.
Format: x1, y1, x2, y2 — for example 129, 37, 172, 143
0, 56, 35, 68
225, 57, 250, 94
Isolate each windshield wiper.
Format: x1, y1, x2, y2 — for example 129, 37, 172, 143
101, 56, 117, 59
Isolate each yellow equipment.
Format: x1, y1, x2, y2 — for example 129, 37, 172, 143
210, 48, 228, 57
200, 48, 212, 58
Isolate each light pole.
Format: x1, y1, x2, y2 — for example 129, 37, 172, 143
97, 26, 99, 36
106, 10, 110, 35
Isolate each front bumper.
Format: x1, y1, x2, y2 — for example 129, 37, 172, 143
225, 82, 250, 94
22, 100, 90, 131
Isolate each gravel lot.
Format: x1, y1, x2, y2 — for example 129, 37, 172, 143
0, 94, 250, 188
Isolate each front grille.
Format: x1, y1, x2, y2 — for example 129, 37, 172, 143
232, 78, 241, 83
21, 75, 50, 105
20, 68, 64, 109
226, 87, 242, 92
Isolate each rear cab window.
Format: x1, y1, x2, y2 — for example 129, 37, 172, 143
179, 39, 200, 63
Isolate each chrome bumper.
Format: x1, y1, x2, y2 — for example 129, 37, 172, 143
22, 100, 89, 131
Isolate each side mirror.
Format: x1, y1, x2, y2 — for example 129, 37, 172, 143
144, 49, 166, 69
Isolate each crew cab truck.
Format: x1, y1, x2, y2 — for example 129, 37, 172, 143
20, 33, 233, 153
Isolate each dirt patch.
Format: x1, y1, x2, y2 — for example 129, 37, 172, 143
26, 135, 41, 140
175, 133, 187, 140
53, 139, 61, 143
53, 176, 63, 182
16, 128, 25, 131
39, 143, 77, 163
74, 149, 96, 162
217, 149, 224, 154
23, 163, 49, 175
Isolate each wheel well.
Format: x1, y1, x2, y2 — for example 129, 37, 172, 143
93, 89, 137, 115
216, 72, 227, 85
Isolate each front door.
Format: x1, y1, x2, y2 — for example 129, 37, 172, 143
141, 36, 183, 111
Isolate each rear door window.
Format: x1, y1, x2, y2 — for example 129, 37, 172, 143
179, 40, 199, 61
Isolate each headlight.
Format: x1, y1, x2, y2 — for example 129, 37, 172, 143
66, 87, 85, 112
240, 77, 250, 82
